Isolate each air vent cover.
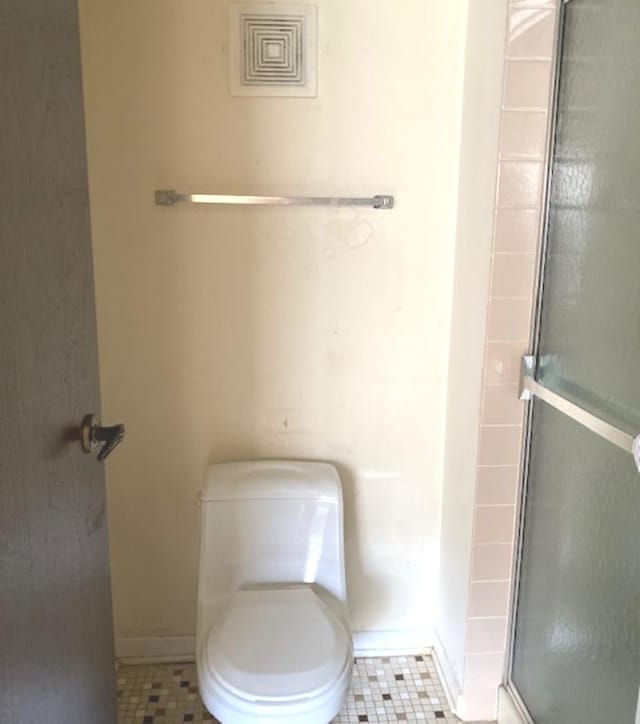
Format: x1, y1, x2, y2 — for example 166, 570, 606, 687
229, 3, 317, 97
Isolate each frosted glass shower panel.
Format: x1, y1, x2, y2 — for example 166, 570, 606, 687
535, 0, 640, 432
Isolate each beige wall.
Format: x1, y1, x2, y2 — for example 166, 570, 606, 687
436, 0, 508, 694
79, 1, 469, 642
437, 1, 558, 720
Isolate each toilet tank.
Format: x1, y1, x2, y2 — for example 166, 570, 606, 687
198, 461, 347, 612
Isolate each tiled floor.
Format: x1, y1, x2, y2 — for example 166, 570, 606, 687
117, 655, 459, 723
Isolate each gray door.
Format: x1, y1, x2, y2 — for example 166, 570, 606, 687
509, 1, 640, 722
0, 3, 117, 723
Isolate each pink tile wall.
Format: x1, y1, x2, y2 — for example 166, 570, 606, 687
459, 1, 559, 719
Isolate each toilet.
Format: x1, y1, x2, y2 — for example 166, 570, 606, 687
196, 460, 353, 724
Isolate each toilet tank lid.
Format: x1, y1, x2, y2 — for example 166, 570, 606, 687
201, 460, 342, 503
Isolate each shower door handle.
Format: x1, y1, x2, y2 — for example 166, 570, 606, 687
519, 355, 640, 471
81, 414, 125, 461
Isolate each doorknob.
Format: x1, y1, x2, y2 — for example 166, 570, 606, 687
81, 414, 125, 461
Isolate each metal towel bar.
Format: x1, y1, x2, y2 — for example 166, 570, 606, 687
154, 190, 394, 209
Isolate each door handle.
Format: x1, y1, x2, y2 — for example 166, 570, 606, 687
81, 414, 125, 461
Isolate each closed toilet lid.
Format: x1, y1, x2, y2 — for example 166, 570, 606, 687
204, 587, 351, 703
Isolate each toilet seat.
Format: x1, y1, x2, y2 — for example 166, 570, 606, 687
203, 586, 352, 704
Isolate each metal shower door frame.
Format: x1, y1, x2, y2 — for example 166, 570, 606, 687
502, 1, 570, 720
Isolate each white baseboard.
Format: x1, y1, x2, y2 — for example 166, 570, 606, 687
498, 685, 530, 724
352, 629, 433, 657
116, 636, 196, 665
431, 630, 463, 716
116, 630, 433, 665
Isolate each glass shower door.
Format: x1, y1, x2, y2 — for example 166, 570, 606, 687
509, 1, 640, 722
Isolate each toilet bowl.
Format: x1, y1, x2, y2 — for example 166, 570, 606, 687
196, 461, 353, 723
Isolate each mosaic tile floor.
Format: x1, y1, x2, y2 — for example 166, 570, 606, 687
117, 655, 459, 723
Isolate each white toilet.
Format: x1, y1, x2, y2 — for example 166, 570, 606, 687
196, 460, 353, 724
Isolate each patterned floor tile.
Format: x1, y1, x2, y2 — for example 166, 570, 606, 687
117, 655, 460, 723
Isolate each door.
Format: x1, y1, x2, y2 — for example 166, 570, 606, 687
0, 3, 118, 723
507, 1, 640, 722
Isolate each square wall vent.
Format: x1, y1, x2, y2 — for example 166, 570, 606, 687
229, 3, 317, 97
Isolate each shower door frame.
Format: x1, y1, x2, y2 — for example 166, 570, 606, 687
503, 1, 569, 721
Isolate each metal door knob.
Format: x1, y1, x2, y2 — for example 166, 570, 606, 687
81, 414, 125, 461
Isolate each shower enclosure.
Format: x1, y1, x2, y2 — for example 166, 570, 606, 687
505, 1, 640, 722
